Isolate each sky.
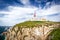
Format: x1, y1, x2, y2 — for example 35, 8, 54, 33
0, 0, 60, 26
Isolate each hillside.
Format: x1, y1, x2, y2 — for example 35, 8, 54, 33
47, 28, 60, 40
4, 21, 60, 40
14, 21, 60, 28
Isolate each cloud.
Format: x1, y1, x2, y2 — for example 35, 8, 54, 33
20, 0, 30, 5
36, 5, 60, 16
0, 1, 60, 26
45, 13, 60, 22
0, 6, 37, 26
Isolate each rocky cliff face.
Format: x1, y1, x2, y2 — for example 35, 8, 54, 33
4, 21, 60, 40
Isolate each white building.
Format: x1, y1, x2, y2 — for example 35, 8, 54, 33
30, 11, 47, 21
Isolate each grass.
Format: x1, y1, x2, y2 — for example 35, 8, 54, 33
14, 21, 44, 28
49, 28, 60, 40
13, 21, 60, 28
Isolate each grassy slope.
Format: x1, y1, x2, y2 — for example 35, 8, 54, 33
14, 21, 44, 28
49, 28, 60, 40
13, 21, 60, 28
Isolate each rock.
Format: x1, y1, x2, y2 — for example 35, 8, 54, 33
4, 21, 60, 40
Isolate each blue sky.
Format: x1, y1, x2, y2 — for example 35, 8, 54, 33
0, 0, 60, 26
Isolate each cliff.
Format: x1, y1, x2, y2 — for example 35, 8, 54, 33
4, 21, 60, 40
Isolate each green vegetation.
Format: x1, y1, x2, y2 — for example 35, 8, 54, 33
13, 21, 60, 28
49, 28, 60, 40
0, 35, 5, 40
14, 21, 44, 28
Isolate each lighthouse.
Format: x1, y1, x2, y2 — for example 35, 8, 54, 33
30, 11, 38, 21
34, 11, 36, 18
30, 10, 47, 21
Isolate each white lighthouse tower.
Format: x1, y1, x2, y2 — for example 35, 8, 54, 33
30, 10, 47, 21
30, 11, 40, 21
